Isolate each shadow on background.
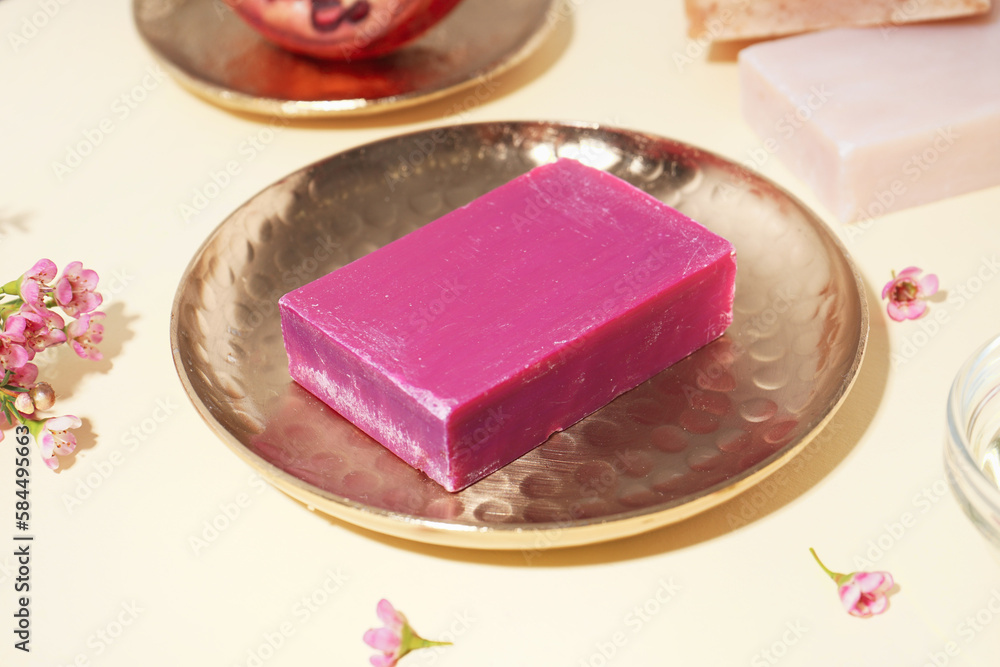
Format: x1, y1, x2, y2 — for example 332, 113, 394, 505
0, 209, 31, 239
42, 301, 138, 401
34, 301, 139, 471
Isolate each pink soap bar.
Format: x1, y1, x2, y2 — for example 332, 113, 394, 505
739, 5, 1000, 222
279, 159, 737, 491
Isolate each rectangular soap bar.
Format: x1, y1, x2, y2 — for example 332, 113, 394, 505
686, 0, 989, 41
279, 158, 737, 492
739, 5, 1000, 223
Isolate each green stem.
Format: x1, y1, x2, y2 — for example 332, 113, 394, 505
409, 637, 453, 650
810, 548, 841, 583
399, 625, 452, 661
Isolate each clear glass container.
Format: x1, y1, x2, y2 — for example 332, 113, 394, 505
946, 334, 1000, 552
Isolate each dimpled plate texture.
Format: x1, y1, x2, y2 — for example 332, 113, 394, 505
134, 0, 559, 117
170, 121, 869, 550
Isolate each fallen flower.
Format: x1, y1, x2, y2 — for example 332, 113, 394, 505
363, 599, 452, 667
30, 414, 82, 470
810, 548, 894, 618
882, 266, 938, 321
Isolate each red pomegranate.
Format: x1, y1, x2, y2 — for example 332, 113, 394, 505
227, 0, 465, 60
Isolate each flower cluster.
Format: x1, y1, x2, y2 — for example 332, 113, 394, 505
1, 259, 104, 469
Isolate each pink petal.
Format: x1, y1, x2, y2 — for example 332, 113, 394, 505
376, 599, 405, 629
881, 279, 897, 300
839, 582, 862, 611
19, 280, 41, 305
26, 259, 57, 283
918, 273, 939, 297
849, 601, 873, 618
54, 277, 73, 307
53, 433, 77, 456
1, 342, 29, 369
47, 415, 82, 431
886, 301, 908, 322
853, 571, 890, 594
4, 315, 27, 339
82, 292, 103, 312
38, 431, 55, 458
897, 266, 922, 279
370, 655, 397, 667
864, 593, 889, 616
364, 628, 401, 652
905, 300, 928, 319
74, 266, 100, 290
10, 363, 38, 387
70, 340, 97, 360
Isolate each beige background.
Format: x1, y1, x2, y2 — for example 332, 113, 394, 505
2, 0, 999, 665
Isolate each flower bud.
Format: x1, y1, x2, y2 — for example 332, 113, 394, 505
29, 382, 56, 412
13, 393, 34, 415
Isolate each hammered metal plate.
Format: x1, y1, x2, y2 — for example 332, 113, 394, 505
171, 121, 869, 550
134, 0, 558, 117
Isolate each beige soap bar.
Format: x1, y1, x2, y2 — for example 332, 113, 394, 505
686, 0, 990, 40
739, 6, 1000, 223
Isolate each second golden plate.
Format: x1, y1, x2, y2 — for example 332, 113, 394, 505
134, 0, 559, 117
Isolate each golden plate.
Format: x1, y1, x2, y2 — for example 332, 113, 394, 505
170, 121, 869, 550
133, 0, 560, 117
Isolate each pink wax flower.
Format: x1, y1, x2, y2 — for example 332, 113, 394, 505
65, 311, 105, 361
881, 266, 938, 321
21, 258, 57, 294
32, 415, 82, 470
55, 261, 103, 317
0, 315, 30, 370
5, 258, 58, 308
363, 599, 452, 667
19, 306, 67, 357
810, 548, 894, 618
24, 259, 57, 285
8, 362, 38, 388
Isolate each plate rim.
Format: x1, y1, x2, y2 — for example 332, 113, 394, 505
170, 119, 870, 550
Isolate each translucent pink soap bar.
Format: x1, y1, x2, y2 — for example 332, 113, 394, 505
739, 6, 1000, 222
279, 159, 737, 491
